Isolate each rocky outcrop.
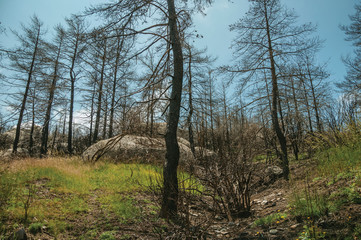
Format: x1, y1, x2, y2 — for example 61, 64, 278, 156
82, 134, 196, 163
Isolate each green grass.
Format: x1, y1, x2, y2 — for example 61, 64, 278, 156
0, 157, 203, 238
289, 189, 336, 219
253, 212, 287, 227
99, 231, 116, 240
316, 143, 361, 178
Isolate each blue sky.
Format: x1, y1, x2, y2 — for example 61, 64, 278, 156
0, 0, 359, 94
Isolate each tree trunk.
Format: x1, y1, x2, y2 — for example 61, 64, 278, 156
264, 1, 289, 180
28, 88, 36, 155
93, 38, 107, 143
67, 35, 79, 155
109, 36, 123, 138
13, 26, 41, 153
186, 46, 196, 157
307, 62, 322, 132
300, 75, 314, 133
40, 38, 63, 155
102, 95, 108, 139
89, 83, 96, 146
160, 0, 183, 219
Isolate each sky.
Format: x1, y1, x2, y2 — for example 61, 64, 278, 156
0, 0, 359, 107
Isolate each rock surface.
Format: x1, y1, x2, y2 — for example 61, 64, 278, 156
82, 134, 195, 163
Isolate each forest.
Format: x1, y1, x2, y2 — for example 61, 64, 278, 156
1, 0, 361, 239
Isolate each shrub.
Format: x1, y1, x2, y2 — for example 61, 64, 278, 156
29, 222, 43, 235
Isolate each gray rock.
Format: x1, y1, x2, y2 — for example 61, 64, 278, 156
82, 135, 194, 163
266, 166, 283, 176
269, 229, 278, 235
7, 228, 27, 240
227, 222, 236, 227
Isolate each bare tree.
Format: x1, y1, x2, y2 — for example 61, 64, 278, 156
64, 15, 87, 155
9, 15, 46, 153
225, 0, 320, 179
40, 25, 66, 155
85, 0, 212, 218
339, 3, 361, 96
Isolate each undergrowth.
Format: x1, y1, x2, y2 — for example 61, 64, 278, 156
253, 212, 287, 227
0, 157, 202, 239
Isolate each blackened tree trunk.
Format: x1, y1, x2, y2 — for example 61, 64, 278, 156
160, 0, 184, 219
109, 36, 124, 138
29, 88, 36, 155
40, 28, 64, 155
306, 62, 322, 132
300, 75, 314, 133
13, 19, 41, 153
93, 37, 107, 143
89, 82, 96, 146
186, 46, 196, 157
66, 16, 86, 154
67, 36, 79, 155
264, 1, 289, 180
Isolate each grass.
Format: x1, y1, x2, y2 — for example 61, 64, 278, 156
316, 144, 361, 178
289, 132, 361, 239
0, 157, 203, 238
253, 212, 287, 227
289, 188, 336, 220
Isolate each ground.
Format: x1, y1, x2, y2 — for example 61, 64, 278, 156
1, 157, 360, 239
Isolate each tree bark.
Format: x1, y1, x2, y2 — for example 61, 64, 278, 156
13, 25, 41, 153
109, 36, 123, 138
186, 46, 196, 157
160, 0, 184, 219
67, 34, 79, 155
93, 38, 107, 143
40, 36, 63, 155
264, 0, 289, 180
306, 62, 322, 132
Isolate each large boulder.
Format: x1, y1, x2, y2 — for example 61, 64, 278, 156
82, 135, 194, 163
0, 148, 29, 160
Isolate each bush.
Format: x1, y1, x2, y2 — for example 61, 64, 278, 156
99, 231, 116, 240
29, 222, 43, 235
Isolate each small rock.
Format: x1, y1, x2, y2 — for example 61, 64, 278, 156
266, 202, 276, 208
266, 166, 283, 176
268, 193, 276, 199
7, 228, 27, 240
190, 212, 199, 217
228, 222, 236, 227
215, 228, 228, 235
269, 229, 278, 235
290, 224, 300, 230
215, 215, 223, 220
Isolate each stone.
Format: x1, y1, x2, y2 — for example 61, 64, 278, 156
227, 222, 236, 227
269, 229, 278, 235
7, 228, 27, 240
266, 166, 283, 176
82, 135, 194, 163
290, 224, 300, 230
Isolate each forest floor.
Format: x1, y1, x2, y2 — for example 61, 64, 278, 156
1, 154, 361, 240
